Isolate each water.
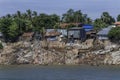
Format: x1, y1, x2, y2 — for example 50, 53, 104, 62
0, 65, 120, 80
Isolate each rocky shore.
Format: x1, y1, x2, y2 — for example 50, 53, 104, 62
0, 39, 120, 65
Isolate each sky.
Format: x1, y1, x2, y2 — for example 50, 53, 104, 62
0, 0, 120, 19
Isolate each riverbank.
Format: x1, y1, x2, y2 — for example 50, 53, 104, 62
0, 39, 119, 65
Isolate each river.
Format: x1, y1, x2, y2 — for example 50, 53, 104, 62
0, 65, 120, 80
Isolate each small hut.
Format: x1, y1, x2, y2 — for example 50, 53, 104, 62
45, 30, 61, 41
97, 26, 112, 40
68, 27, 86, 42
20, 32, 34, 41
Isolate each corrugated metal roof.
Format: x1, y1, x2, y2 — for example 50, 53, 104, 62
97, 26, 112, 35
46, 29, 67, 36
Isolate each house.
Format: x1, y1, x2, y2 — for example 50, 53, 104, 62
45, 30, 61, 41
57, 29, 67, 36
46, 29, 67, 36
86, 30, 97, 38
67, 27, 86, 42
97, 26, 113, 40
114, 22, 120, 27
82, 24, 96, 38
20, 32, 34, 41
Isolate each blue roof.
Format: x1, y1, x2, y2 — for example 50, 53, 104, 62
83, 24, 94, 29
83, 24, 93, 32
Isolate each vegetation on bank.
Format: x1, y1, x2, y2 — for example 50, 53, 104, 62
0, 9, 120, 42
108, 27, 120, 42
0, 43, 3, 49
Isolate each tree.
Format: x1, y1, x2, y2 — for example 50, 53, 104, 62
14, 18, 26, 33
32, 11, 37, 17
8, 22, 19, 41
0, 18, 19, 42
108, 27, 120, 43
0, 9, 61, 42
94, 12, 115, 30
85, 17, 92, 24
117, 14, 120, 21
93, 18, 107, 30
62, 9, 92, 24
26, 9, 32, 20
0, 18, 12, 42
17, 10, 21, 18
50, 14, 60, 28
62, 9, 74, 23
101, 12, 115, 25
74, 10, 85, 23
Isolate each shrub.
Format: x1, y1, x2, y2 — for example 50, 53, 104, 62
108, 27, 120, 42
0, 43, 3, 49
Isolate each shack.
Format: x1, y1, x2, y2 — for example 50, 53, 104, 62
20, 32, 34, 41
46, 29, 67, 36
114, 22, 120, 27
82, 24, 96, 38
34, 32, 42, 40
45, 30, 61, 41
97, 26, 113, 40
67, 27, 86, 42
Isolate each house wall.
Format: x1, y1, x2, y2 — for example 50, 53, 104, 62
68, 30, 80, 39
68, 29, 86, 41
98, 35, 108, 40
46, 29, 67, 36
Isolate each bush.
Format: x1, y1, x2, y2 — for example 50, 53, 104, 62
108, 27, 120, 42
0, 43, 3, 49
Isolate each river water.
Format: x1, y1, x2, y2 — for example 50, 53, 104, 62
0, 65, 120, 80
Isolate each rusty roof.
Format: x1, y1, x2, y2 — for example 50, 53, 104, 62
60, 23, 80, 28
22, 32, 34, 37
45, 30, 61, 37
114, 22, 120, 25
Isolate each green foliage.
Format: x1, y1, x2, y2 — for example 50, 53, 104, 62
101, 12, 115, 25
62, 9, 92, 24
0, 9, 118, 42
8, 22, 19, 40
94, 12, 115, 30
117, 14, 120, 21
0, 43, 3, 49
0, 9, 60, 42
0, 18, 12, 41
94, 18, 107, 30
0, 18, 19, 42
108, 27, 120, 42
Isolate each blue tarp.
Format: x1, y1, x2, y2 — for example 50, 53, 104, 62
83, 25, 94, 32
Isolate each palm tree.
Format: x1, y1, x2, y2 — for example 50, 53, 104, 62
117, 14, 120, 21
17, 10, 21, 18
26, 9, 33, 31
26, 9, 32, 20
32, 11, 37, 17
101, 12, 115, 25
